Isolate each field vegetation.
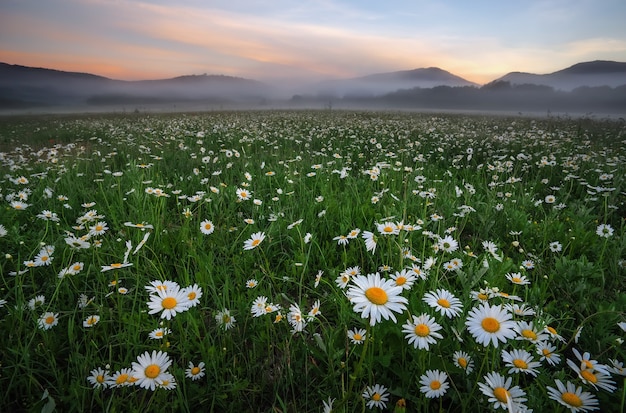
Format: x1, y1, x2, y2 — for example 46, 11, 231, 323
0, 110, 624, 412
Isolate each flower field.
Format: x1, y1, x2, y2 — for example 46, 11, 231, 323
0, 110, 624, 412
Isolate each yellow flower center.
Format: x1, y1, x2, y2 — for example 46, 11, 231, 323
512, 277, 522, 283
581, 360, 594, 370
477, 293, 488, 301
414, 324, 430, 337
542, 348, 552, 357
521, 329, 537, 340
365, 287, 388, 305
204, 223, 212, 230
481, 317, 500, 333
547, 326, 557, 335
383, 226, 394, 233
437, 298, 451, 308
395, 276, 406, 286
493, 387, 510, 403
430, 380, 441, 390
353, 333, 362, 341
561, 392, 583, 407
458, 357, 468, 368
513, 359, 528, 369
188, 292, 196, 300
95, 225, 103, 231
162, 297, 177, 309
96, 375, 105, 383
372, 393, 381, 401
73, 264, 82, 271
251, 239, 261, 247
155, 331, 164, 337
116, 374, 128, 384
191, 367, 201, 375
87, 317, 97, 325
240, 191, 248, 198
41, 256, 49, 262
580, 369, 598, 384
111, 263, 122, 268
45, 316, 55, 324
144, 364, 161, 379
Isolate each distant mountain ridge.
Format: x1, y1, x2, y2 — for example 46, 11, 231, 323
494, 60, 626, 91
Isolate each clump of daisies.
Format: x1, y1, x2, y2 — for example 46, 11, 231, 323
145, 280, 202, 320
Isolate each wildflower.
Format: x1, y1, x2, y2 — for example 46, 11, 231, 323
65, 235, 90, 249
251, 296, 269, 317
33, 249, 54, 267
377, 221, 399, 235
362, 231, 377, 254
423, 289, 463, 318
608, 359, 626, 376
215, 309, 236, 330
246, 279, 258, 288
185, 361, 206, 381
390, 269, 417, 291
333, 235, 349, 245
66, 262, 85, 275
288, 303, 306, 333
147, 285, 191, 320
346, 272, 408, 326
149, 327, 172, 339
362, 384, 389, 410
465, 303, 517, 348
106, 368, 133, 388
87, 367, 110, 389
545, 325, 566, 343
145, 280, 180, 294
501, 348, 541, 377
515, 321, 549, 343
569, 348, 611, 375
131, 350, 173, 391
521, 260, 534, 270
83, 315, 100, 328
314, 270, 323, 288
506, 272, 531, 286
183, 284, 202, 307
419, 370, 449, 398
347, 228, 361, 238
408, 264, 428, 280
38, 312, 59, 330
347, 328, 366, 344
243, 231, 265, 250
402, 313, 443, 350
546, 379, 599, 412
36, 210, 60, 222
536, 341, 561, 366
308, 299, 321, 318
236, 187, 252, 200
322, 397, 335, 413
88, 221, 108, 237
0, 224, 6, 237
438, 235, 458, 253
567, 359, 616, 392
549, 241, 563, 252
478, 371, 527, 411
335, 272, 351, 289
505, 303, 536, 317
124, 222, 154, 230
101, 262, 132, 272
596, 223, 613, 238
303, 232, 312, 243
200, 220, 215, 235
10, 200, 29, 210
453, 350, 474, 374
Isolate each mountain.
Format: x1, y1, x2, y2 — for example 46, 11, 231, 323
494, 60, 626, 91
0, 62, 269, 107
313, 67, 477, 97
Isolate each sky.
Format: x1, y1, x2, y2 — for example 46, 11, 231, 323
1, 0, 626, 85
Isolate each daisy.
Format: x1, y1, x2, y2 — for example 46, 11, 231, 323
200, 220, 215, 235
124, 222, 154, 230
347, 228, 361, 238
83, 315, 100, 328
477, 371, 527, 411
243, 231, 265, 250
251, 296, 269, 317
549, 241, 563, 252
566, 360, 616, 393
596, 223, 613, 238
438, 235, 458, 253
288, 303, 306, 333
183, 284, 202, 307
505, 272, 531, 286
362, 384, 389, 410
149, 327, 172, 339
88, 221, 108, 237
10, 200, 29, 210
521, 260, 534, 270
501, 348, 541, 377
156, 372, 176, 390
401, 313, 443, 350
308, 299, 321, 318
236, 187, 252, 201
215, 309, 236, 330
536, 341, 562, 366
100, 262, 132, 272
87, 367, 110, 389
453, 350, 474, 374
147, 285, 191, 320
33, 249, 53, 267
38, 312, 59, 330
67, 262, 85, 275
408, 264, 428, 280
346, 272, 408, 326
545, 325, 566, 343
608, 359, 626, 376
569, 348, 611, 375
505, 303, 536, 317
419, 370, 449, 398
390, 269, 417, 290
145, 280, 180, 294
131, 350, 172, 391
185, 361, 206, 381
333, 235, 349, 245
546, 379, 599, 412
422, 289, 463, 318
0, 224, 7, 237
106, 368, 133, 388
465, 303, 517, 348
515, 321, 549, 344
361, 231, 377, 254
322, 397, 335, 413
347, 328, 366, 345
377, 221, 399, 236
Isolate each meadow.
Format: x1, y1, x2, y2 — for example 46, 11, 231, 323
0, 110, 624, 413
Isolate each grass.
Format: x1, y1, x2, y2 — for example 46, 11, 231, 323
0, 110, 624, 412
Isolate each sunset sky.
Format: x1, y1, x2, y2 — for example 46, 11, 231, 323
1, 0, 625, 84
